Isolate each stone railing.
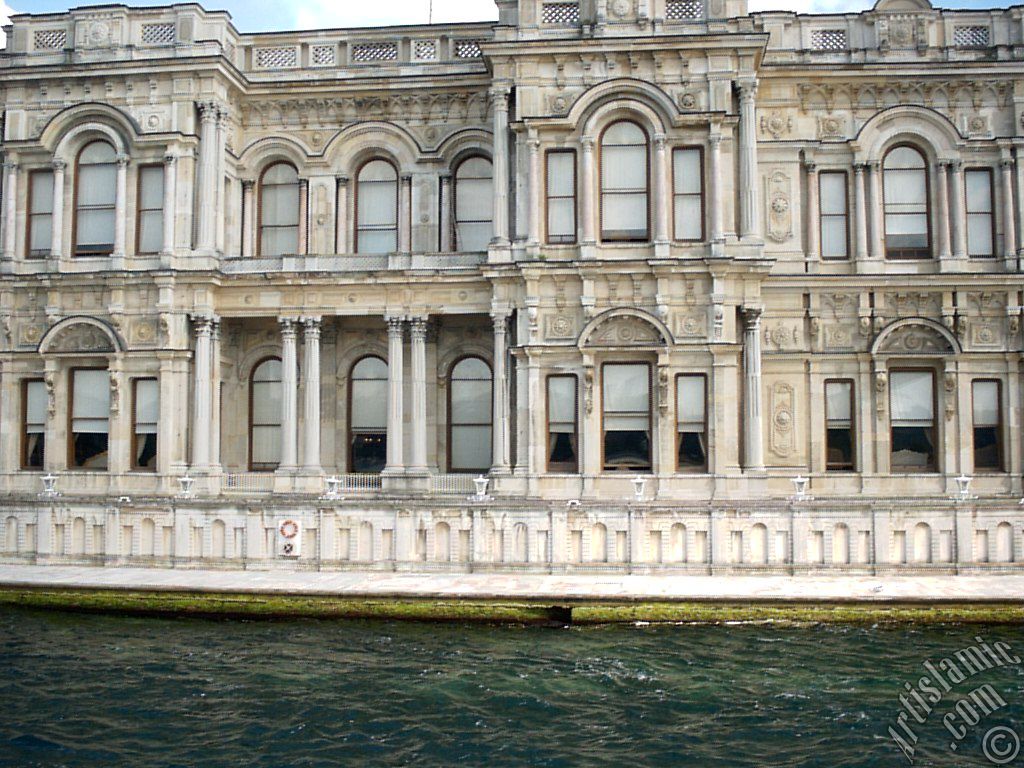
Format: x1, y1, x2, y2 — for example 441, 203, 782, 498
219, 253, 487, 275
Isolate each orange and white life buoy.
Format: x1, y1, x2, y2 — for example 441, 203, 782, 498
278, 519, 300, 539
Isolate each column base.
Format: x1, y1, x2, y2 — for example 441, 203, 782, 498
580, 242, 598, 260
403, 471, 431, 493
653, 240, 670, 258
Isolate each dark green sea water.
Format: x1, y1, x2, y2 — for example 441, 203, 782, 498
1, 609, 1022, 767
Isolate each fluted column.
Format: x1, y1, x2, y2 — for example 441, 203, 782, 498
936, 161, 952, 260
210, 318, 222, 469
279, 318, 299, 471
439, 175, 452, 252
1001, 158, 1017, 264
161, 154, 177, 256
215, 109, 229, 254
409, 317, 428, 473
491, 312, 510, 474
297, 178, 309, 255
581, 137, 596, 247
490, 87, 510, 246
385, 317, 405, 473
399, 175, 412, 254
1016, 149, 1024, 260
2, 162, 17, 261
241, 180, 255, 258
195, 101, 219, 254
868, 162, 885, 259
50, 160, 66, 259
741, 307, 765, 472
854, 164, 868, 261
737, 79, 760, 240
653, 134, 670, 248
708, 134, 724, 245
113, 154, 128, 259
190, 316, 213, 471
527, 133, 541, 249
949, 162, 967, 260
335, 176, 349, 254
301, 317, 322, 472
804, 161, 818, 262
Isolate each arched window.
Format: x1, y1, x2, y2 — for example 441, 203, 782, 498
74, 141, 117, 256
454, 156, 493, 251
258, 163, 299, 257
349, 356, 388, 473
600, 121, 649, 241
249, 358, 282, 471
449, 357, 492, 473
356, 159, 398, 254
883, 145, 931, 260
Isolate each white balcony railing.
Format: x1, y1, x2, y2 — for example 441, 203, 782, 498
223, 474, 275, 493
220, 253, 486, 275
431, 474, 478, 495
336, 474, 384, 492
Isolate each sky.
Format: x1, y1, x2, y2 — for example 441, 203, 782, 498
0, 0, 1015, 36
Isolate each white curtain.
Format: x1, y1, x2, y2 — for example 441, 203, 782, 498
357, 160, 398, 255
676, 375, 705, 431
134, 379, 159, 435
76, 142, 117, 253
965, 169, 993, 257
819, 172, 848, 259
889, 371, 933, 425
972, 380, 999, 427
137, 166, 165, 254
451, 357, 492, 471
260, 163, 299, 257
455, 157, 493, 252
672, 148, 702, 240
601, 122, 648, 240
825, 380, 852, 426
603, 364, 649, 431
72, 369, 110, 432
29, 170, 54, 254
546, 151, 576, 243
351, 357, 388, 430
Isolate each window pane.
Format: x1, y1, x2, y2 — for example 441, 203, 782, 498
548, 377, 576, 425
357, 229, 397, 255
821, 217, 848, 259
602, 193, 647, 236
76, 209, 116, 247
263, 163, 297, 185
603, 122, 646, 144
826, 381, 852, 423
602, 145, 647, 189
73, 370, 110, 419
31, 171, 54, 213
359, 160, 396, 183
456, 221, 491, 252
80, 142, 116, 164
253, 359, 282, 382
79, 165, 117, 206
138, 210, 163, 253
261, 184, 300, 227
967, 214, 993, 257
351, 433, 387, 473
260, 226, 299, 257
135, 380, 159, 431
890, 371, 933, 424
252, 425, 281, 465
358, 182, 398, 226
139, 166, 164, 209
677, 376, 705, 426
819, 173, 847, 215
891, 426, 935, 469
548, 199, 575, 238
674, 196, 701, 240
351, 380, 387, 430
973, 381, 999, 427
966, 171, 992, 212
547, 153, 574, 196
452, 379, 491, 423
451, 425, 491, 471
673, 149, 701, 194
29, 215, 52, 253
885, 172, 928, 206
604, 364, 649, 414
252, 382, 282, 423
26, 381, 46, 427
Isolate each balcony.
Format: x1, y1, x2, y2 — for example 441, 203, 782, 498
219, 252, 487, 275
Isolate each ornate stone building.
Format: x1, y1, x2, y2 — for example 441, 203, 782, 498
0, 0, 1021, 572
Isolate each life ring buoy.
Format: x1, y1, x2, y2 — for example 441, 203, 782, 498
279, 519, 300, 539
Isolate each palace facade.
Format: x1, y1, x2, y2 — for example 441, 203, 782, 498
0, 0, 1022, 572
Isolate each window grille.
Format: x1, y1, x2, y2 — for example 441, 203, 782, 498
811, 29, 847, 51
311, 44, 336, 66
351, 42, 398, 62
454, 40, 482, 59
141, 23, 175, 45
33, 29, 67, 50
542, 3, 580, 25
665, 0, 704, 21
255, 46, 298, 69
954, 26, 990, 48
414, 40, 438, 61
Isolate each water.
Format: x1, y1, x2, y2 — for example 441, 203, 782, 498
1, 610, 1022, 767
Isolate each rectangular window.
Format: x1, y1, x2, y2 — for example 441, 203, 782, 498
136, 165, 164, 255
70, 368, 110, 470
825, 379, 855, 471
672, 148, 704, 241
22, 379, 46, 470
965, 169, 994, 258
889, 370, 936, 472
546, 150, 576, 244
602, 363, 651, 472
972, 380, 1002, 472
676, 374, 707, 472
819, 171, 849, 260
28, 170, 54, 259
547, 375, 578, 472
132, 378, 159, 471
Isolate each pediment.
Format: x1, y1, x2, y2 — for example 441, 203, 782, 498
39, 320, 119, 355
874, 0, 932, 11
583, 315, 666, 348
876, 324, 955, 355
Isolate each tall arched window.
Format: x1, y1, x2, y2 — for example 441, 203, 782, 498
883, 145, 931, 260
356, 159, 398, 254
600, 121, 649, 241
249, 357, 282, 471
74, 141, 117, 256
349, 356, 388, 473
258, 163, 300, 257
449, 356, 492, 473
454, 156, 493, 252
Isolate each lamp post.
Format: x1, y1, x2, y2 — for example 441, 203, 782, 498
953, 474, 975, 502
632, 476, 647, 503
177, 474, 195, 498
322, 475, 342, 501
790, 475, 813, 503
471, 475, 492, 503
40, 474, 59, 499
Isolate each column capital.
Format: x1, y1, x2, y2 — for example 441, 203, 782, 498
949, 160, 964, 173
301, 316, 322, 337
527, 136, 541, 152
740, 306, 764, 331
491, 311, 510, 332
410, 316, 429, 338
803, 160, 817, 173
3, 160, 18, 173
116, 154, 130, 168
653, 133, 667, 149
489, 86, 510, 110
853, 163, 867, 174
708, 133, 722, 147
736, 78, 758, 102
867, 160, 881, 173
278, 317, 298, 336
190, 314, 215, 335
336, 174, 350, 185
401, 174, 413, 184
439, 173, 452, 184
385, 315, 406, 335
241, 178, 255, 191
51, 158, 67, 172
936, 159, 951, 171
1001, 157, 1015, 170
197, 100, 221, 122
581, 136, 596, 152
163, 153, 177, 167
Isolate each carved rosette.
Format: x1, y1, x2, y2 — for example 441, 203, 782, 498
769, 383, 795, 458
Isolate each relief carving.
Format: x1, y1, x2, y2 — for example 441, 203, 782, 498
769, 383, 795, 458
545, 314, 576, 341
583, 316, 664, 347
765, 171, 793, 243
877, 325, 955, 355
42, 323, 117, 355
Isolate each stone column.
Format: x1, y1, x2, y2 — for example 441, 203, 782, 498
708, 134, 724, 245
868, 162, 885, 259
936, 161, 952, 260
653, 134, 670, 250
854, 164, 869, 261
804, 161, 818, 262
302, 317, 322, 472
210, 318, 222, 470
190, 315, 213, 471
399, 175, 412, 254
527, 133, 541, 249
279, 318, 299, 472
50, 160, 66, 259
2, 162, 16, 261
580, 137, 596, 249
161, 154, 177, 256
195, 101, 219, 254
439, 175, 452, 252
409, 317, 429, 474
157, 353, 179, 476
741, 307, 765, 472
215, 109, 229, 254
335, 176, 349, 254
491, 312, 511, 474
297, 178, 309, 256
490, 87, 511, 246
241, 180, 255, 258
1001, 158, 1017, 265
1016, 149, 1024, 261
113, 154, 129, 260
737, 79, 760, 240
385, 317, 405, 473
949, 161, 968, 260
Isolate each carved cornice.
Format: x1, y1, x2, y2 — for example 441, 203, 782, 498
239, 91, 490, 128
